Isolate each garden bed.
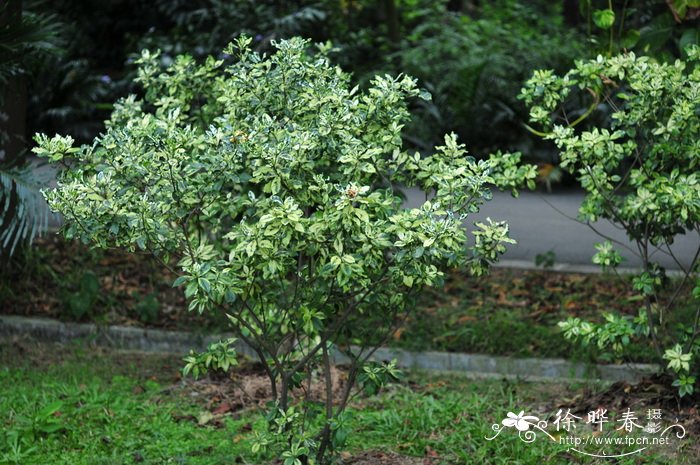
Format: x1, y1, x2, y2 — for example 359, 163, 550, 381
3, 237, 692, 366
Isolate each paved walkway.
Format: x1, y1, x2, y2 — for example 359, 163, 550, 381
403, 187, 699, 271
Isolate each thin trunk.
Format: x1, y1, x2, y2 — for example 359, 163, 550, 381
315, 343, 334, 463
640, 237, 664, 361
563, 0, 580, 27
382, 0, 400, 44
0, 77, 27, 164
447, 0, 465, 12
1, 0, 26, 165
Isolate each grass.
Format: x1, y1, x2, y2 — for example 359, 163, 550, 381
0, 342, 253, 465
0, 340, 694, 465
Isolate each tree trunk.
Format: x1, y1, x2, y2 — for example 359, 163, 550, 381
382, 0, 400, 44
0, 0, 27, 166
563, 0, 581, 27
1, 77, 27, 165
447, 0, 465, 12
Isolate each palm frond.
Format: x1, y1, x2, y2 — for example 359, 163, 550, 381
0, 3, 65, 88
0, 161, 57, 256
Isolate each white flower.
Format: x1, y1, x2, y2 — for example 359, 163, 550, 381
502, 411, 539, 432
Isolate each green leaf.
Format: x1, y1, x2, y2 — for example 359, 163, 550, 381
198, 278, 211, 294
593, 9, 615, 29
669, 0, 700, 18
412, 246, 424, 259
38, 401, 63, 418
680, 28, 699, 54
621, 29, 640, 49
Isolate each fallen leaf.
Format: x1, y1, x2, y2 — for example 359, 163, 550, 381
198, 411, 215, 426
212, 402, 232, 415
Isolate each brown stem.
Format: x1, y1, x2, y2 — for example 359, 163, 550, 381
664, 244, 700, 313
215, 304, 280, 400
315, 343, 334, 463
686, 304, 700, 351
337, 292, 415, 413
284, 270, 391, 383
639, 236, 663, 361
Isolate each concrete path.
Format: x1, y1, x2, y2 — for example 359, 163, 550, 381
403, 187, 699, 271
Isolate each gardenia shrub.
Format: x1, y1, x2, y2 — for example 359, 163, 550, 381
519, 47, 700, 397
34, 37, 535, 464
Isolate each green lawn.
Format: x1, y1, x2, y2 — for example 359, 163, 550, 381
0, 340, 691, 465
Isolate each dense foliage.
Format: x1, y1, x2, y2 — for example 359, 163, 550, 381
520, 48, 700, 396
23, 1, 584, 152
389, 1, 586, 153
15, 1, 700, 160
36, 37, 534, 463
580, 0, 700, 58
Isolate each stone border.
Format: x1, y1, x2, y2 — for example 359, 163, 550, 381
495, 259, 685, 277
0, 315, 659, 383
